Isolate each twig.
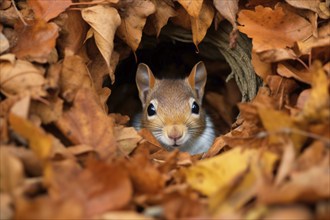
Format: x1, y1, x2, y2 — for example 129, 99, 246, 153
11, 0, 27, 26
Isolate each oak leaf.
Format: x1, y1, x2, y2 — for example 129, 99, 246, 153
82, 5, 121, 82
238, 4, 313, 52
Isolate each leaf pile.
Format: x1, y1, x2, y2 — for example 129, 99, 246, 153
0, 0, 329, 219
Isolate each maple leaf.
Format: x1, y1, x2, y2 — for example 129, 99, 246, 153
238, 4, 313, 52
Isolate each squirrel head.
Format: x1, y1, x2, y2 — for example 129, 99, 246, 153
136, 62, 208, 150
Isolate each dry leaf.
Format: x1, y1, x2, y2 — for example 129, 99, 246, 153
27, 0, 73, 22
258, 108, 305, 150
0, 55, 46, 97
150, 0, 177, 37
191, 1, 214, 47
0, 32, 9, 53
238, 4, 313, 52
9, 113, 52, 161
116, 0, 156, 51
251, 51, 272, 81
177, 0, 203, 18
0, 147, 25, 193
11, 19, 59, 63
126, 148, 166, 194
55, 88, 117, 159
297, 61, 330, 122
185, 147, 278, 196
277, 62, 312, 84
115, 126, 142, 155
213, 0, 238, 29
56, 11, 89, 54
82, 5, 121, 82
59, 54, 93, 102
286, 0, 329, 19
297, 22, 330, 55
30, 97, 63, 124
259, 157, 330, 203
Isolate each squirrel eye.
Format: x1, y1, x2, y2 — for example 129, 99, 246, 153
147, 103, 156, 116
191, 101, 200, 114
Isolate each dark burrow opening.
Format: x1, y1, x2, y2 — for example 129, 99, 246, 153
107, 35, 242, 135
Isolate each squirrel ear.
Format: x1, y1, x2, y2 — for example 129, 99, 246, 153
187, 61, 207, 99
136, 63, 155, 106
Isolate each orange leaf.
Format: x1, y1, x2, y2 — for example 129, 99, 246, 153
238, 4, 313, 52
11, 19, 59, 63
55, 88, 117, 159
27, 0, 73, 22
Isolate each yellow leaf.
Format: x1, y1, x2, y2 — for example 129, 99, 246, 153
297, 61, 330, 122
8, 113, 52, 161
258, 108, 305, 150
185, 147, 278, 196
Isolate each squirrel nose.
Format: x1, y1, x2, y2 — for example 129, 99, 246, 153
168, 127, 183, 141
168, 132, 182, 141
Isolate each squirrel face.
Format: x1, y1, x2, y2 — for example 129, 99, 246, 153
136, 62, 213, 152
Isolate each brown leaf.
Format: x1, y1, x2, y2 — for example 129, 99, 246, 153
55, 88, 117, 159
238, 4, 313, 52
9, 113, 52, 161
251, 51, 272, 81
259, 156, 330, 203
27, 0, 72, 22
296, 61, 330, 122
191, 1, 214, 47
11, 19, 59, 63
30, 97, 63, 124
213, 0, 238, 29
59, 54, 93, 103
171, 6, 191, 30
116, 0, 156, 51
126, 148, 166, 194
14, 196, 83, 219
0, 32, 9, 53
114, 126, 142, 155
277, 62, 313, 84
286, 0, 329, 19
257, 48, 298, 62
82, 5, 121, 82
0, 54, 46, 97
177, 0, 203, 18
50, 159, 132, 217
297, 22, 330, 55
0, 147, 25, 193
150, 0, 177, 36
56, 11, 89, 54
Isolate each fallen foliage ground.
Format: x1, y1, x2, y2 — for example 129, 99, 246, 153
0, 0, 329, 219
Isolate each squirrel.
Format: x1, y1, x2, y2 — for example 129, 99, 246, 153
133, 61, 216, 155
